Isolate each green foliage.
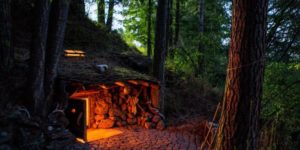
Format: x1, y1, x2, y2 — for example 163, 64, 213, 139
166, 0, 230, 86
267, 0, 300, 62
261, 62, 300, 149
122, 0, 156, 53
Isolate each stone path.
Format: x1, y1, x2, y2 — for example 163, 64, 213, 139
89, 127, 202, 150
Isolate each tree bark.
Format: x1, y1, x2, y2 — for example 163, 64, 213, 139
97, 0, 105, 24
167, 0, 173, 51
0, 0, 12, 73
198, 0, 204, 33
29, 0, 50, 114
197, 0, 204, 76
174, 0, 180, 46
215, 0, 268, 149
44, 0, 70, 116
147, 0, 152, 58
153, 0, 169, 113
69, 0, 85, 18
165, 0, 173, 58
106, 0, 115, 31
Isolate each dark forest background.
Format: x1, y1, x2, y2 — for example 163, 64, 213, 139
0, 0, 299, 149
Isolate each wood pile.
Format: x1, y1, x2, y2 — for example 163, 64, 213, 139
89, 84, 165, 130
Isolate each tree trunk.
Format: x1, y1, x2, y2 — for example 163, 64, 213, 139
97, 0, 105, 24
147, 0, 152, 58
197, 0, 204, 76
153, 0, 169, 113
0, 0, 12, 73
215, 0, 268, 149
44, 0, 70, 116
69, 0, 85, 18
29, 0, 50, 114
106, 0, 115, 31
198, 0, 204, 33
167, 0, 173, 51
174, 0, 180, 46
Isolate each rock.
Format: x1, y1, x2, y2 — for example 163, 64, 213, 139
145, 112, 153, 121
127, 113, 135, 119
152, 115, 161, 123
114, 109, 121, 116
48, 110, 69, 127
47, 126, 54, 131
95, 114, 106, 121
95, 100, 109, 115
0, 144, 10, 150
140, 117, 146, 126
121, 121, 127, 126
116, 121, 123, 127
108, 108, 121, 117
120, 113, 127, 121
156, 120, 165, 130
144, 122, 152, 129
121, 104, 127, 111
14, 48, 30, 61
108, 108, 114, 117
137, 117, 141, 125
98, 119, 115, 128
109, 116, 120, 121
92, 123, 98, 129
47, 129, 74, 140
64, 142, 90, 150
0, 131, 10, 144
118, 98, 124, 105
127, 118, 137, 125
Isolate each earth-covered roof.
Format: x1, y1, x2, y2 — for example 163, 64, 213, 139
58, 53, 157, 84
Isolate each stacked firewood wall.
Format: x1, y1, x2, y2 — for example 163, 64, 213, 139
90, 84, 165, 130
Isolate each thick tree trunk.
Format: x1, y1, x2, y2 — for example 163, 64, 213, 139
0, 0, 12, 73
215, 0, 268, 149
147, 0, 152, 58
44, 0, 70, 116
106, 0, 115, 31
29, 0, 50, 114
174, 0, 180, 46
153, 0, 169, 113
97, 0, 105, 24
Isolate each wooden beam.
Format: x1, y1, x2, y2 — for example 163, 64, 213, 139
70, 90, 99, 97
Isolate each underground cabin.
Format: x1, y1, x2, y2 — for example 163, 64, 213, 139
58, 50, 165, 142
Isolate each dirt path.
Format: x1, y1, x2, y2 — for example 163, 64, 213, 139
89, 127, 202, 150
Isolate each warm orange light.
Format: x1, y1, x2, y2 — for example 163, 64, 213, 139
115, 81, 125, 87
85, 98, 90, 127
127, 80, 138, 85
64, 50, 86, 57
71, 108, 76, 113
71, 90, 99, 97
140, 80, 150, 87
86, 128, 123, 142
64, 53, 85, 57
76, 138, 86, 143
123, 87, 129, 94
99, 84, 108, 89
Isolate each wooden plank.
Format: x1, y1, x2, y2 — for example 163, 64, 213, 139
70, 90, 99, 98
151, 86, 160, 108
64, 49, 86, 54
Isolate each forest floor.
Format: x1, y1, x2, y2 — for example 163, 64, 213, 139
89, 127, 201, 150
89, 117, 211, 150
